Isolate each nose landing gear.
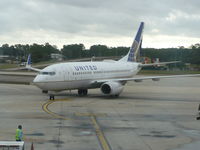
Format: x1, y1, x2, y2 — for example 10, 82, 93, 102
196, 104, 200, 120
48, 89, 88, 100
49, 95, 55, 100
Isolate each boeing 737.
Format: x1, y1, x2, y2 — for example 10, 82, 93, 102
26, 22, 200, 100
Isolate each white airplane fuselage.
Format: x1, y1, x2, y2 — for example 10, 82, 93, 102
33, 61, 140, 91
26, 22, 148, 98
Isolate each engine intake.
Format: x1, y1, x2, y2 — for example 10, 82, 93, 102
101, 81, 124, 96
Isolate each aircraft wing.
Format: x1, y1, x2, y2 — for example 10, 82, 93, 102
91, 74, 200, 85
25, 66, 41, 72
0, 71, 37, 77
0, 71, 36, 85
0, 54, 39, 84
139, 61, 180, 67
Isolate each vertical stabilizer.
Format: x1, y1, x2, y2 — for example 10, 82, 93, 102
25, 54, 41, 72
119, 22, 144, 62
26, 54, 31, 69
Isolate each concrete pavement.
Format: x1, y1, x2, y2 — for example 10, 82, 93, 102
0, 77, 200, 149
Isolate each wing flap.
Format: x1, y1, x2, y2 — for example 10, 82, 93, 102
139, 61, 180, 67
91, 74, 200, 84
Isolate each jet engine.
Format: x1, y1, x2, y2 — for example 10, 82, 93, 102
100, 81, 124, 96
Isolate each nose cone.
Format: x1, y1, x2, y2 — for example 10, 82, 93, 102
33, 75, 45, 89
33, 75, 41, 83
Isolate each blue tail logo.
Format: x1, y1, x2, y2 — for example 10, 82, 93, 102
27, 54, 31, 65
127, 22, 144, 62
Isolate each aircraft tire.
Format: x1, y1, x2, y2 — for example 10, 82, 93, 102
82, 89, 88, 96
78, 89, 88, 96
78, 89, 83, 96
49, 95, 55, 100
114, 94, 119, 97
42, 90, 48, 94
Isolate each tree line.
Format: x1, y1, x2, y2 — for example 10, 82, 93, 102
0, 43, 200, 65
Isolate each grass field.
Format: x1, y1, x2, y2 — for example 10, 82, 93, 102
0, 64, 18, 69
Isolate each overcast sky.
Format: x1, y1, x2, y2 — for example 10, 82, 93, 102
0, 0, 199, 49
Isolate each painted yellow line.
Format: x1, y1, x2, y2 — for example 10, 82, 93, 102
75, 112, 107, 117
42, 99, 111, 150
91, 116, 111, 150
42, 99, 72, 120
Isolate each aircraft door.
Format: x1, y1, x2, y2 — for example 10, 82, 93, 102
64, 66, 72, 81
64, 69, 69, 81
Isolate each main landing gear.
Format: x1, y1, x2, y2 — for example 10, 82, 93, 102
78, 89, 88, 96
196, 104, 200, 120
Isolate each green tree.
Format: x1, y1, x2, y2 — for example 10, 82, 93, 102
61, 44, 85, 59
29, 43, 59, 62
90, 45, 108, 57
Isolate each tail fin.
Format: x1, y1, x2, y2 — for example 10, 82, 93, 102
26, 54, 31, 69
25, 54, 41, 72
119, 22, 144, 62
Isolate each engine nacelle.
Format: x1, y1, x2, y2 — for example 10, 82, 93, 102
100, 81, 124, 96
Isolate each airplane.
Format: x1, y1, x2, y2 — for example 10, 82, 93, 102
26, 22, 200, 100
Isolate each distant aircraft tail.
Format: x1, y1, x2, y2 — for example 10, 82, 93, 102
26, 54, 31, 68
25, 54, 41, 72
119, 22, 144, 62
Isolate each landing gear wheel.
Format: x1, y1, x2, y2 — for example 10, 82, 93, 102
114, 94, 119, 97
49, 95, 55, 100
78, 89, 82, 95
110, 94, 119, 98
42, 90, 48, 94
78, 89, 88, 96
82, 89, 88, 96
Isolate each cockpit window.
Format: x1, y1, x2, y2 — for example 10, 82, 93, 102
39, 71, 56, 75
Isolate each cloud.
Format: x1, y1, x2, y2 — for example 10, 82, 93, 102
0, 0, 199, 48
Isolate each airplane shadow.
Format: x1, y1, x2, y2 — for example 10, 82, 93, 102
43, 91, 196, 102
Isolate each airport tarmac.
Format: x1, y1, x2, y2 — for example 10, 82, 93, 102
0, 77, 200, 150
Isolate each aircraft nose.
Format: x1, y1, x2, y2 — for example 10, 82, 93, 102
33, 75, 48, 90
33, 75, 40, 83
33, 75, 44, 87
